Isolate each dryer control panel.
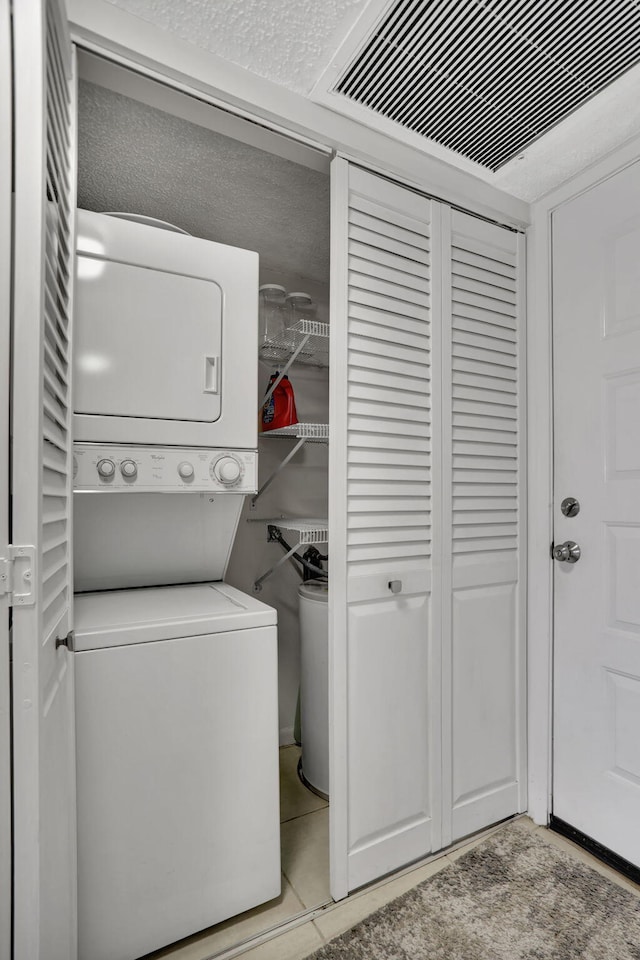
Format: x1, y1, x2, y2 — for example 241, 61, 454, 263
73, 444, 257, 493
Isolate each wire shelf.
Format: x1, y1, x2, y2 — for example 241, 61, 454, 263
261, 423, 329, 442
259, 319, 330, 368
271, 519, 328, 544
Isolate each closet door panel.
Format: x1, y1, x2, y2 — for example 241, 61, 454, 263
443, 210, 526, 843
11, 1, 78, 956
347, 593, 431, 884
330, 160, 441, 896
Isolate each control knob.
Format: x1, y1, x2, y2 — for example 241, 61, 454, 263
178, 461, 195, 480
213, 456, 242, 485
120, 459, 138, 479
97, 458, 116, 479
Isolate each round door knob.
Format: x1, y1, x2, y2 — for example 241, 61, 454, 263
120, 459, 137, 479
214, 456, 242, 485
97, 458, 115, 478
553, 540, 581, 563
178, 461, 194, 480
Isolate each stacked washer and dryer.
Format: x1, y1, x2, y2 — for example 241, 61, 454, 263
72, 211, 280, 960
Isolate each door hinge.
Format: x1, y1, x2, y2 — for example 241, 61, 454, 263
0, 545, 36, 607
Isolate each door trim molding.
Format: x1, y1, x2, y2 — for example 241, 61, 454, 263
526, 133, 640, 825
0, 0, 12, 955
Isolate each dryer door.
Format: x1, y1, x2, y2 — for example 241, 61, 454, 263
75, 257, 222, 423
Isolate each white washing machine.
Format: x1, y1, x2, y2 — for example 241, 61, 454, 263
71, 212, 280, 960
74, 582, 280, 960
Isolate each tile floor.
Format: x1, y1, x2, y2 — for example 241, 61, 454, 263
145, 746, 330, 960
143, 770, 640, 960
234, 817, 640, 960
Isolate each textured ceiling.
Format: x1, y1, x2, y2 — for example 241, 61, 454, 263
77, 80, 330, 293
96, 0, 640, 202
101, 0, 368, 95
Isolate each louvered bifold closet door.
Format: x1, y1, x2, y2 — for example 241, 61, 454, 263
442, 209, 526, 844
330, 160, 442, 895
11, 1, 78, 957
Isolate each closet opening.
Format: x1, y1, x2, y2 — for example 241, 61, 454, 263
74, 51, 331, 960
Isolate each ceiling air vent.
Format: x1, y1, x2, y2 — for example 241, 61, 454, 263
334, 0, 640, 171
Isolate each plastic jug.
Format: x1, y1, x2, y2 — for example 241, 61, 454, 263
262, 373, 298, 432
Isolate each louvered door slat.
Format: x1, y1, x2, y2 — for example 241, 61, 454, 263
443, 207, 525, 846
451, 259, 517, 292
349, 208, 430, 250
349, 238, 428, 277
349, 256, 430, 293
349, 335, 428, 365
349, 366, 428, 392
349, 270, 430, 307
348, 447, 430, 465
351, 193, 432, 237
453, 315, 518, 342
349, 225, 429, 265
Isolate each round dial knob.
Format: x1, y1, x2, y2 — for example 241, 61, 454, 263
214, 456, 242, 485
120, 459, 137, 479
97, 458, 115, 479
178, 461, 194, 480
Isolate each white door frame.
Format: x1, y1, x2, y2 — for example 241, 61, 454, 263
526, 132, 640, 825
0, 0, 12, 955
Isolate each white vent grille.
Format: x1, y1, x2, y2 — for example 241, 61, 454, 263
42, 3, 73, 641
335, 0, 640, 170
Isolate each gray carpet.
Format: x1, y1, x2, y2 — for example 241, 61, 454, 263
309, 822, 640, 959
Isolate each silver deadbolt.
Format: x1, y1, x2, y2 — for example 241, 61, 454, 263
552, 541, 581, 563
388, 580, 402, 594
561, 497, 580, 518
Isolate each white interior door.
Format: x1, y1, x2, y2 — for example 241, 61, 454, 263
329, 159, 442, 896
11, 1, 78, 957
0, 0, 12, 955
553, 159, 640, 870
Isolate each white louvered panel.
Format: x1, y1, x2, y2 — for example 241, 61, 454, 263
41, 3, 73, 644
444, 208, 525, 844
450, 215, 519, 558
332, 162, 439, 893
346, 191, 431, 569
11, 1, 77, 955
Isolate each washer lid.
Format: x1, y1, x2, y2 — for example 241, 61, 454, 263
74, 582, 277, 651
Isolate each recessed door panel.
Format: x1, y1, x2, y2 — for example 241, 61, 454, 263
75, 258, 222, 423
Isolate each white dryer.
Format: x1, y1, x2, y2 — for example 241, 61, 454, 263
74, 209, 258, 449
74, 582, 280, 960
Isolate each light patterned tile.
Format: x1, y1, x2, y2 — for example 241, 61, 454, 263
146, 877, 305, 960
239, 921, 324, 960
281, 807, 330, 908
280, 746, 328, 824
313, 855, 451, 943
